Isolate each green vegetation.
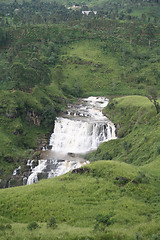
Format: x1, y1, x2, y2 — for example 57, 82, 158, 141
0, 0, 159, 186
0, 96, 160, 239
87, 96, 160, 165
61, 39, 160, 96
0, 156, 160, 239
0, 84, 65, 187
0, 0, 160, 239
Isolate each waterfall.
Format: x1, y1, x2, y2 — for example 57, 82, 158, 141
27, 96, 116, 185
50, 119, 116, 154
49, 96, 116, 154
12, 166, 21, 176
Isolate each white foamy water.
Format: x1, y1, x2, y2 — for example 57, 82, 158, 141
50, 119, 115, 153
50, 96, 116, 153
27, 96, 116, 185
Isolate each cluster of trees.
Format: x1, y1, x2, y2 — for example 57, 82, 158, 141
0, 0, 159, 94
0, 0, 159, 30
11, 58, 51, 91
0, 27, 8, 46
0, 0, 82, 26
93, 0, 160, 22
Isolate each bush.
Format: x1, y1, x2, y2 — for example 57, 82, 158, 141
123, 141, 132, 152
47, 217, 57, 229
94, 213, 115, 231
0, 224, 5, 231
135, 172, 149, 184
5, 224, 12, 230
0, 223, 12, 231
108, 102, 115, 110
101, 152, 112, 160
27, 222, 39, 230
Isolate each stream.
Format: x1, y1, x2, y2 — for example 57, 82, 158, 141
27, 96, 116, 185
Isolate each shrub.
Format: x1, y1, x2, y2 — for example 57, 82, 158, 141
135, 232, 141, 240
94, 213, 115, 231
135, 172, 149, 184
5, 224, 12, 230
47, 217, 57, 229
0, 224, 5, 231
101, 152, 112, 160
150, 234, 160, 240
27, 222, 39, 230
108, 102, 115, 110
0, 223, 12, 231
123, 141, 132, 152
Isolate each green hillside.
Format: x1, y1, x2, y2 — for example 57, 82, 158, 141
87, 95, 160, 165
0, 96, 160, 239
0, 9, 159, 186
60, 38, 160, 96
0, 0, 160, 239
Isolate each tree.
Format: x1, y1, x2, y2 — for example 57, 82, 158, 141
11, 63, 24, 89
28, 58, 51, 85
54, 65, 64, 88
145, 23, 155, 47
11, 63, 40, 90
0, 27, 6, 46
146, 87, 160, 114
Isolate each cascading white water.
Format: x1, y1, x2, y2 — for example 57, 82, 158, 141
27, 96, 116, 185
50, 96, 116, 153
50, 119, 115, 153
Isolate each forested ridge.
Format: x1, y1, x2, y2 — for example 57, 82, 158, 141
0, 0, 160, 239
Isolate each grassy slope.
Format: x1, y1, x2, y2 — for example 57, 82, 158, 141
87, 96, 160, 166
61, 38, 160, 97
0, 96, 160, 239
0, 83, 65, 186
0, 161, 160, 240
62, 40, 138, 96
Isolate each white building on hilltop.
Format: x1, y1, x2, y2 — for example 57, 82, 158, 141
82, 11, 97, 16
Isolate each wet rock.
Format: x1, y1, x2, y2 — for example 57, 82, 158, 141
7, 176, 24, 188
13, 166, 21, 176
37, 172, 48, 180
23, 177, 28, 185
47, 145, 52, 150
68, 153, 75, 157
72, 167, 90, 174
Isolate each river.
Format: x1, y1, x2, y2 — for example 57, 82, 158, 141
27, 96, 116, 185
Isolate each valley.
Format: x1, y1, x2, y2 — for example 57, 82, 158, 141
0, 0, 160, 239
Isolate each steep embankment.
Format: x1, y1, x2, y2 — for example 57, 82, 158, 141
0, 95, 160, 240
0, 84, 65, 188
87, 95, 160, 167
